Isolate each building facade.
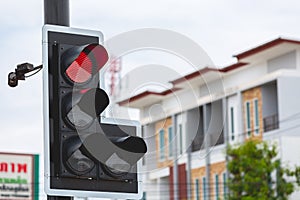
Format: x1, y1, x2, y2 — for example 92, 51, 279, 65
118, 37, 300, 200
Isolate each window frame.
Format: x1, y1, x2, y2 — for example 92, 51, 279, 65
253, 98, 260, 135
230, 106, 235, 141
202, 176, 207, 200
168, 126, 173, 158
223, 172, 227, 199
195, 178, 200, 200
245, 101, 251, 138
215, 174, 219, 200
158, 129, 165, 161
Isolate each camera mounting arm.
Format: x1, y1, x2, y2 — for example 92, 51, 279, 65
8, 63, 43, 87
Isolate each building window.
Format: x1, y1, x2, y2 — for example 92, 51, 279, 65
168, 126, 173, 158
141, 191, 146, 200
215, 174, 219, 200
230, 107, 235, 141
223, 172, 227, 199
179, 124, 183, 155
159, 129, 165, 161
245, 101, 251, 137
253, 99, 260, 135
202, 177, 207, 200
195, 178, 200, 200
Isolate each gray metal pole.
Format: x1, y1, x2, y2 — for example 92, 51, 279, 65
44, 0, 70, 26
172, 114, 179, 200
44, 0, 72, 200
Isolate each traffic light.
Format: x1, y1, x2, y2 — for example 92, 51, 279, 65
42, 25, 147, 199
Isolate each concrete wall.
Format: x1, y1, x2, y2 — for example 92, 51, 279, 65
279, 136, 300, 200
281, 137, 300, 200
199, 79, 224, 98
277, 77, 300, 133
140, 88, 200, 124
142, 177, 157, 200
267, 51, 296, 73
159, 177, 170, 200
143, 123, 157, 171
223, 61, 267, 90
163, 88, 200, 115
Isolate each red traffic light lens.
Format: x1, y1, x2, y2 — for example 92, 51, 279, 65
66, 44, 109, 83
66, 52, 93, 83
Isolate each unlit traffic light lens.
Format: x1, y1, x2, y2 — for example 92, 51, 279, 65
104, 153, 131, 177
66, 149, 95, 175
64, 88, 109, 129
67, 105, 94, 129
63, 136, 95, 176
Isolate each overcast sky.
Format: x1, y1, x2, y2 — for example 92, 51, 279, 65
1, 0, 300, 198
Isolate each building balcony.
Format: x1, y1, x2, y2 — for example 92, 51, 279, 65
191, 135, 205, 152
263, 113, 279, 132
191, 131, 225, 152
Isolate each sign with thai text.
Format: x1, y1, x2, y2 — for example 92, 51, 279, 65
0, 153, 39, 200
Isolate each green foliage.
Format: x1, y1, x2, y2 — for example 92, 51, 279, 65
226, 140, 295, 200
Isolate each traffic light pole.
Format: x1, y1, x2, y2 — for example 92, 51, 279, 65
44, 1, 73, 200
44, 0, 70, 26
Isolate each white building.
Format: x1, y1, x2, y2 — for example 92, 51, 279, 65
118, 37, 300, 200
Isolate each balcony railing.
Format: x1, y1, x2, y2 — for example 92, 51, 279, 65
263, 114, 279, 132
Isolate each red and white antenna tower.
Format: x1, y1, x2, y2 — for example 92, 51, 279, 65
108, 56, 122, 97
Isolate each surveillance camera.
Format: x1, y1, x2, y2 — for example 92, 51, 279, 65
8, 72, 18, 87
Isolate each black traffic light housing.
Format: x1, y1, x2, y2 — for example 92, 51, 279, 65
43, 25, 146, 199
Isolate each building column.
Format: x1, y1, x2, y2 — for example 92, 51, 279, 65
172, 114, 179, 200
157, 178, 161, 199
203, 104, 211, 200
222, 97, 229, 152
222, 97, 229, 198
186, 145, 192, 200
237, 91, 244, 143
